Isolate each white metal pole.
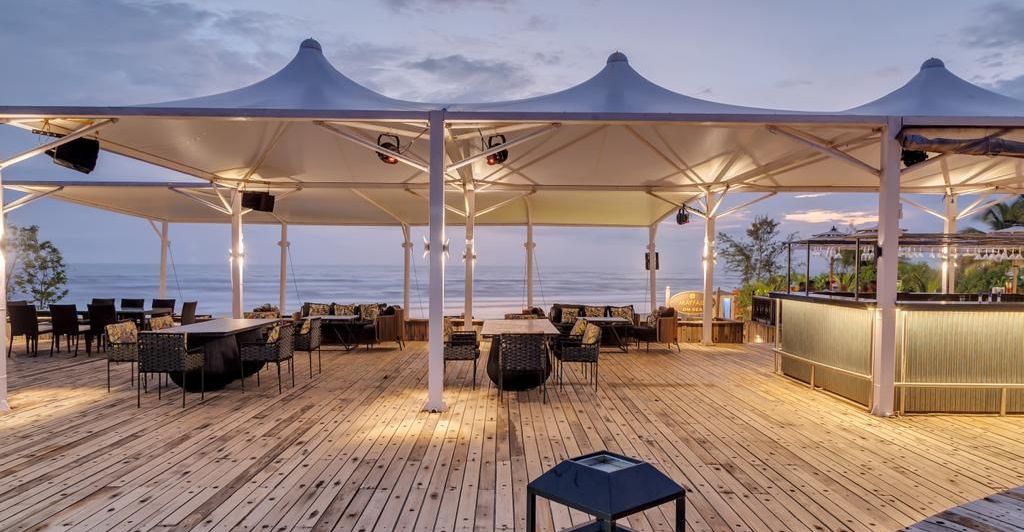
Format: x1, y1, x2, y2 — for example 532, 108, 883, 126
279, 223, 288, 315
402, 224, 412, 315
871, 117, 900, 417
525, 216, 535, 309
942, 195, 957, 294
230, 191, 244, 318
426, 111, 446, 412
702, 192, 716, 345
463, 188, 475, 328
0, 169, 8, 412
649, 224, 658, 315
158, 221, 169, 299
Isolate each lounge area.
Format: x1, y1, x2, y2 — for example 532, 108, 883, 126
2, 338, 1023, 531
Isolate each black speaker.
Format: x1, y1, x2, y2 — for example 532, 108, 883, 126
241, 191, 275, 212
47, 138, 99, 174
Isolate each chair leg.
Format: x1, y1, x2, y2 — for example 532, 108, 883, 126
256, 366, 261, 387
131, 361, 135, 388
107, 360, 111, 392
50, 334, 55, 356
308, 351, 313, 379
137, 371, 142, 407
182, 370, 186, 408
290, 358, 295, 388
472, 358, 477, 390
240, 359, 246, 391
158, 373, 162, 399
201, 364, 205, 401
317, 346, 322, 374
277, 363, 282, 394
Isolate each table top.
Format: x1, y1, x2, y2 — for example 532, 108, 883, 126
158, 318, 278, 336
481, 319, 559, 337
307, 314, 358, 321
583, 317, 631, 324
118, 307, 173, 315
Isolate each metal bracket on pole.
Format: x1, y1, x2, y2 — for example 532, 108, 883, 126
0, 119, 116, 170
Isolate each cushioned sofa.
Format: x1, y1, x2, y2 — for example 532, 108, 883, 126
300, 302, 405, 349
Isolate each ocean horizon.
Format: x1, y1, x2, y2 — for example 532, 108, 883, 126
19, 263, 743, 319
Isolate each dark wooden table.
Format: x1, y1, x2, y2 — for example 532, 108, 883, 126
159, 318, 279, 391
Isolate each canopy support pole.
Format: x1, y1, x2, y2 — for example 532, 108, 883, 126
463, 187, 475, 329
426, 110, 446, 413
0, 169, 8, 412
230, 191, 244, 319
525, 199, 535, 309
402, 224, 412, 315
2, 187, 62, 214
649, 224, 658, 315
279, 223, 288, 315
871, 118, 900, 417
0, 119, 115, 170
942, 195, 957, 294
702, 190, 717, 345
158, 221, 169, 299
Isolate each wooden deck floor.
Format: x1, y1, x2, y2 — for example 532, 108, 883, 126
1, 341, 1023, 531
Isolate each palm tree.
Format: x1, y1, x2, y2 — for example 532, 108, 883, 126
980, 195, 1024, 230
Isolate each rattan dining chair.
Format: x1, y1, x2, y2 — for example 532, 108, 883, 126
177, 301, 198, 325
90, 298, 115, 306
555, 323, 602, 391
49, 304, 89, 356
444, 330, 481, 388
120, 298, 144, 309
151, 298, 176, 313
293, 317, 321, 378
87, 304, 117, 353
105, 321, 138, 391
497, 333, 549, 403
240, 322, 295, 393
9, 304, 51, 356
137, 332, 205, 408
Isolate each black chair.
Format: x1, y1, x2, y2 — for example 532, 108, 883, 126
444, 330, 481, 388
178, 301, 198, 325
554, 323, 601, 391
293, 317, 322, 378
91, 298, 115, 306
240, 323, 295, 394
151, 298, 176, 313
120, 298, 144, 309
497, 334, 549, 403
137, 332, 205, 408
104, 321, 138, 391
9, 304, 51, 356
49, 304, 89, 356
87, 304, 118, 353
7, 300, 28, 307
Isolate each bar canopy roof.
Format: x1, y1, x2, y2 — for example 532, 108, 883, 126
3, 40, 1024, 227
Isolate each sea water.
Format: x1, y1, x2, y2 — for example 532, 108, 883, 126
34, 263, 740, 319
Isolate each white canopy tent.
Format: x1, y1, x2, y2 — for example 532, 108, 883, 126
2, 39, 1024, 416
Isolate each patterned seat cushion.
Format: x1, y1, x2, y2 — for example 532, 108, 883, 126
105, 321, 138, 344
582, 323, 602, 345
149, 315, 175, 331
299, 318, 312, 335
265, 324, 281, 344
332, 303, 356, 316
245, 310, 280, 319
610, 305, 635, 323
646, 311, 659, 327
569, 318, 588, 337
560, 307, 580, 324
584, 305, 606, 318
306, 303, 331, 316
360, 304, 381, 321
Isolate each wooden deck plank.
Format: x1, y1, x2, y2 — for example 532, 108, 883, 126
2, 340, 1024, 531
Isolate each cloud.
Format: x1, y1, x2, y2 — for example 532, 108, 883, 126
794, 193, 831, 199
961, 2, 1024, 50
774, 79, 812, 89
525, 15, 557, 31
784, 210, 878, 225
987, 74, 1024, 99
401, 54, 537, 101
383, 0, 514, 11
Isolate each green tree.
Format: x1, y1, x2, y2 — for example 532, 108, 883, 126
898, 261, 940, 293
980, 195, 1024, 230
6, 225, 69, 307
718, 216, 793, 285
956, 258, 1010, 294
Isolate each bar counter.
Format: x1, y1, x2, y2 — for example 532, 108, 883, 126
769, 292, 1024, 415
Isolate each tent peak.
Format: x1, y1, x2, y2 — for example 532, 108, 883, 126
300, 38, 323, 52
921, 57, 945, 70
607, 51, 628, 64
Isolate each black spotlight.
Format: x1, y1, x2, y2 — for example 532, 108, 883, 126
675, 207, 690, 225
901, 149, 928, 167
376, 134, 400, 165
486, 135, 508, 165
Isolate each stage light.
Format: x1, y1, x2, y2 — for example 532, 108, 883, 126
486, 135, 508, 165
675, 207, 690, 225
901, 149, 928, 167
376, 134, 400, 165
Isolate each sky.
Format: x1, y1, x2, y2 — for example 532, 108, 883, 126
2, 0, 1024, 284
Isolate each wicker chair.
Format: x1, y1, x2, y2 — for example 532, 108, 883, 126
497, 334, 549, 403
120, 298, 144, 309
293, 318, 322, 378
105, 321, 139, 391
151, 299, 176, 313
87, 304, 117, 353
374, 306, 406, 349
137, 332, 205, 408
630, 307, 680, 351
555, 323, 602, 390
240, 323, 295, 394
49, 304, 89, 356
444, 329, 481, 388
9, 304, 51, 356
